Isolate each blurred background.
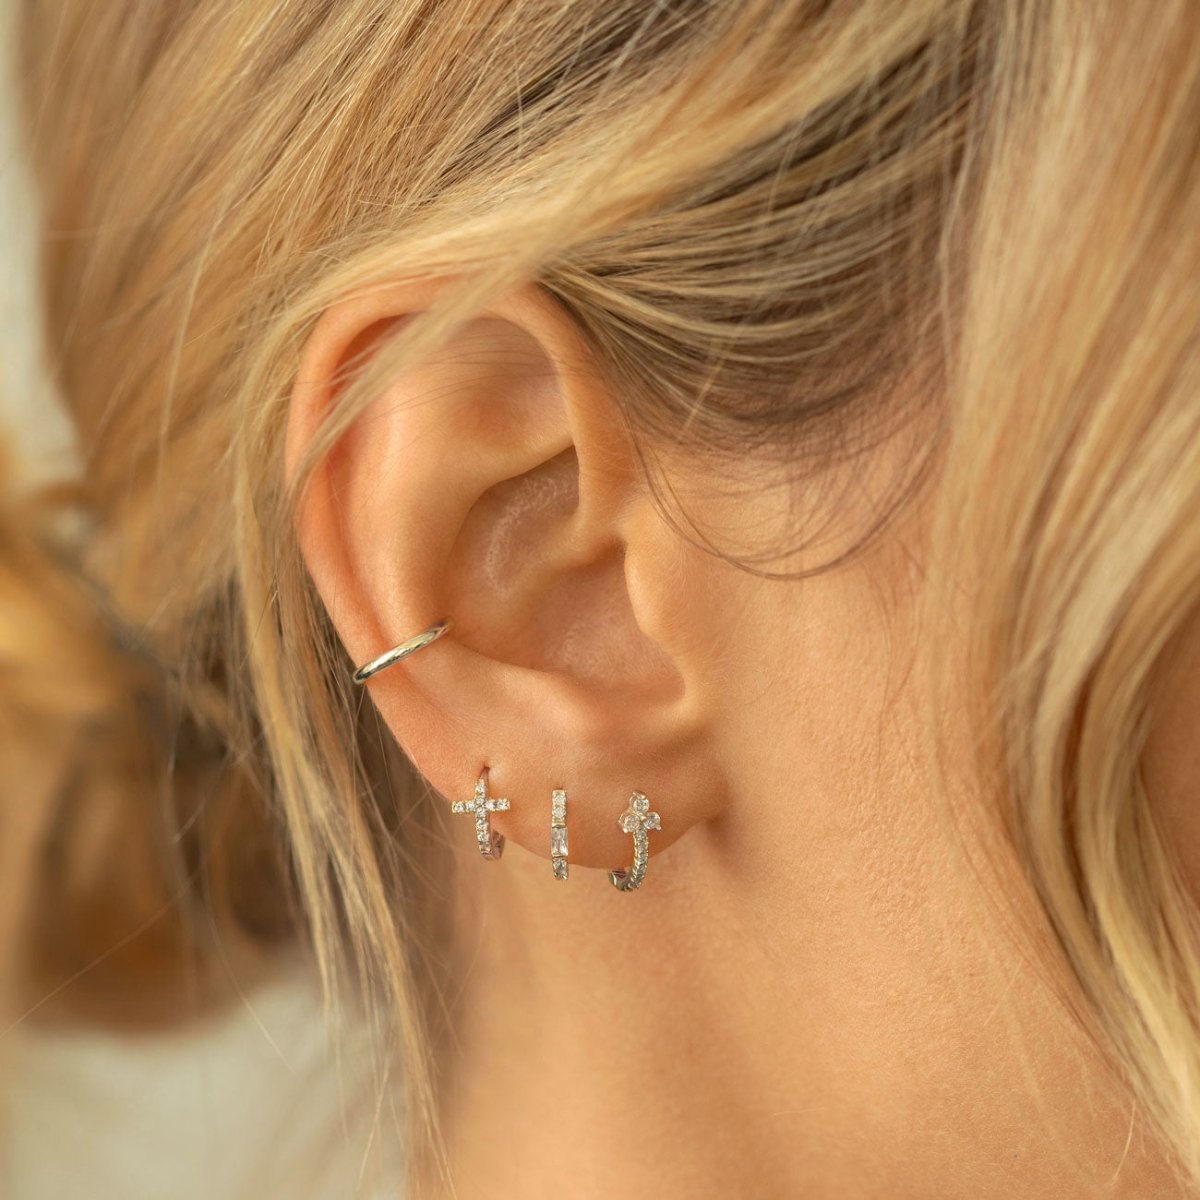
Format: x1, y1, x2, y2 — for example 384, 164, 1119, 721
0, 4, 395, 1196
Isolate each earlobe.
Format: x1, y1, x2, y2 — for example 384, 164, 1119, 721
285, 279, 726, 876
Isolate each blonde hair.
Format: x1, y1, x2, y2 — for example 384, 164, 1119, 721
5, 0, 1199, 1189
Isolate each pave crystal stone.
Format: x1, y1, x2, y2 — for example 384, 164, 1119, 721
552, 857, 568, 880
551, 826, 568, 857
611, 791, 660, 891
452, 769, 509, 859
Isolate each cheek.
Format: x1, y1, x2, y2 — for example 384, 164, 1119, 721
690, 547, 903, 780
687, 484, 953, 857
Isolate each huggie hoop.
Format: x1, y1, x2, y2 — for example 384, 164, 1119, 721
352, 619, 453, 685
609, 791, 661, 892
551, 790, 569, 880
451, 768, 510, 860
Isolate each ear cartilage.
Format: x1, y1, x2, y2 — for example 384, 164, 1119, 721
551, 789, 569, 880
609, 792, 660, 892
351, 618, 453, 685
451, 768, 510, 860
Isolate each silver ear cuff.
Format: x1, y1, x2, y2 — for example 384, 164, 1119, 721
351, 618, 453, 685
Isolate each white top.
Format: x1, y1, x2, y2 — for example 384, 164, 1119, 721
1, 973, 404, 1199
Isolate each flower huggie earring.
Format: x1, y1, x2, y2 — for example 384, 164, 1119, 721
610, 791, 660, 892
550, 789, 568, 880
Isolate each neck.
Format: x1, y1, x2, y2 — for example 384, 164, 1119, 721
432, 748, 1181, 1198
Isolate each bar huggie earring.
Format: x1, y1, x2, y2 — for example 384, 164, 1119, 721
551, 789, 569, 879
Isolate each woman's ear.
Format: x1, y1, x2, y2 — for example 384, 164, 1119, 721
284, 280, 726, 872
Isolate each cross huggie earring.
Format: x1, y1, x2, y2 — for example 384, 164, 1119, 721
452, 768, 510, 860
550, 789, 568, 880
610, 791, 661, 892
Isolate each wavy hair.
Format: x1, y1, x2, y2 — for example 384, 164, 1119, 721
4, 0, 1199, 1189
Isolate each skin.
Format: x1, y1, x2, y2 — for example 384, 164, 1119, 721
286, 282, 1193, 1198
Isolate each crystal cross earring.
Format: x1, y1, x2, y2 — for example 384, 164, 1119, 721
609, 791, 660, 892
451, 768, 510, 860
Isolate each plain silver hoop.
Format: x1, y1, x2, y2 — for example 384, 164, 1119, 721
351, 618, 453, 685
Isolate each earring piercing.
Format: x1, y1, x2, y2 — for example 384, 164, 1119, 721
351, 618, 453, 685
551, 789, 569, 880
609, 791, 661, 892
451, 768, 510, 860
